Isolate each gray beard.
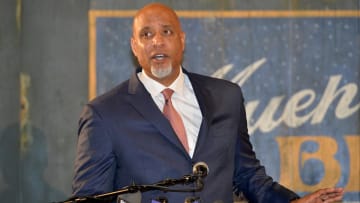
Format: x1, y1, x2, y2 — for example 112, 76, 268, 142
151, 64, 172, 79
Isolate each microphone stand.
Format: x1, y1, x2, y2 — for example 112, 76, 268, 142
58, 174, 204, 203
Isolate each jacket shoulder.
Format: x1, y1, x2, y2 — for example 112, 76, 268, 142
89, 79, 130, 107
188, 72, 242, 93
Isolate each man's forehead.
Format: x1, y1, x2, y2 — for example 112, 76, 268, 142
134, 15, 179, 30
136, 3, 177, 17
139, 24, 173, 29
136, 10, 176, 23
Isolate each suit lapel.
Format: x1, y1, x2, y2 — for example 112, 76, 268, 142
127, 71, 189, 155
187, 72, 215, 159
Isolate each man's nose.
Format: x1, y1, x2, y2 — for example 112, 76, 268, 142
152, 34, 165, 47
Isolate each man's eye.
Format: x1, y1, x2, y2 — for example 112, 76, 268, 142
163, 29, 173, 35
141, 32, 152, 38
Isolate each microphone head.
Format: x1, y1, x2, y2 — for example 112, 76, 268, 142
192, 162, 209, 178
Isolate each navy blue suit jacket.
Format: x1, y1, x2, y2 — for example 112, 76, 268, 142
72, 69, 299, 203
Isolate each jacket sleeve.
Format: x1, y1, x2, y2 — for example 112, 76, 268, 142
232, 87, 299, 203
72, 104, 116, 197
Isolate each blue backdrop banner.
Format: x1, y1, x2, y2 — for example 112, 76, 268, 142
90, 10, 360, 201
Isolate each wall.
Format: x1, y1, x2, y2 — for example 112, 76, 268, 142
0, 0, 89, 202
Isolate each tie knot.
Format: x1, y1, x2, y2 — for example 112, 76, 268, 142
162, 88, 174, 100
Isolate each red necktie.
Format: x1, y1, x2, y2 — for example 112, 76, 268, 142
162, 88, 189, 152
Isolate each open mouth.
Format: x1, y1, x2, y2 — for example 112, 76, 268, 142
151, 54, 169, 61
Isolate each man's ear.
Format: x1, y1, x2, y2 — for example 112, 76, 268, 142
130, 37, 137, 57
180, 32, 186, 52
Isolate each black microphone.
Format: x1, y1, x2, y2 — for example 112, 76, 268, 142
192, 162, 209, 178
192, 162, 209, 190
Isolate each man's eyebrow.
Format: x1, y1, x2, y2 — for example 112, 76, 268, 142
138, 24, 173, 33
162, 25, 173, 29
138, 26, 151, 33
140, 26, 150, 30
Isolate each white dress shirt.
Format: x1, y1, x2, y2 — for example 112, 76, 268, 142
138, 69, 202, 157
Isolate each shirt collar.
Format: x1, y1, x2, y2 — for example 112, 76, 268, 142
138, 68, 186, 98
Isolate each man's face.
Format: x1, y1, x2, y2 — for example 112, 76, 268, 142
131, 4, 185, 85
